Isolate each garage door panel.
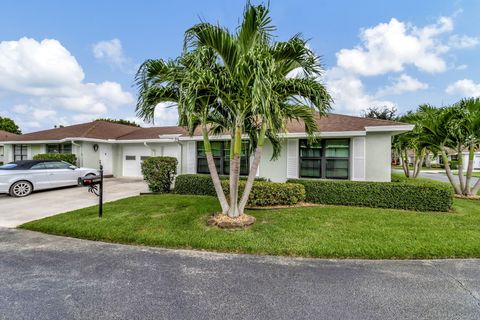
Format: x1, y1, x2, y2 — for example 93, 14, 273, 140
123, 145, 151, 177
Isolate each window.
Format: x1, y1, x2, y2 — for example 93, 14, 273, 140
125, 155, 136, 160
140, 156, 150, 161
46, 143, 72, 154
14, 144, 28, 161
299, 139, 350, 179
31, 163, 46, 170
196, 141, 250, 175
44, 161, 72, 169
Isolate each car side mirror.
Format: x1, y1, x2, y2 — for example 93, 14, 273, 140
68, 165, 77, 170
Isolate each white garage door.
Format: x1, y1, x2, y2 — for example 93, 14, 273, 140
123, 145, 152, 177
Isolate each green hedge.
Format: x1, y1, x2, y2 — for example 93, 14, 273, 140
33, 153, 77, 165
174, 174, 305, 207
141, 156, 178, 193
288, 175, 453, 212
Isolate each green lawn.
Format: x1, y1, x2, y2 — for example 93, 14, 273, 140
20, 194, 480, 259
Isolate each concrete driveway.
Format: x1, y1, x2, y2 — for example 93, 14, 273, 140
1, 228, 480, 320
0, 178, 147, 228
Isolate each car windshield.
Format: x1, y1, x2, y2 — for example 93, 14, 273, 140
0, 163, 18, 170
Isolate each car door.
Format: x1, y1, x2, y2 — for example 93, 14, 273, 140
28, 162, 53, 190
44, 161, 78, 188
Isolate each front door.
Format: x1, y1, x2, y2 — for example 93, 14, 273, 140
99, 144, 113, 175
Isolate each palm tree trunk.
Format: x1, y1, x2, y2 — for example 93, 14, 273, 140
227, 126, 242, 218
238, 123, 266, 214
464, 146, 475, 195
414, 150, 425, 178
402, 150, 410, 178
442, 150, 463, 195
457, 146, 466, 194
202, 127, 229, 214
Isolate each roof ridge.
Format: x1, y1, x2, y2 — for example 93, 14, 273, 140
80, 121, 101, 138
327, 112, 405, 124
115, 126, 148, 139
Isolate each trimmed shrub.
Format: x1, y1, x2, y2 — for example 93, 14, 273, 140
174, 174, 305, 207
288, 175, 453, 212
33, 153, 77, 165
141, 156, 178, 193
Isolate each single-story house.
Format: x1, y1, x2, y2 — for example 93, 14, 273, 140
0, 130, 20, 164
0, 113, 413, 182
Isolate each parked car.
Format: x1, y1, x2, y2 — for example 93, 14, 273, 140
0, 160, 98, 197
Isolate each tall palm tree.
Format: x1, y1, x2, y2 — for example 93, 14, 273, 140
135, 48, 231, 213
185, 3, 331, 218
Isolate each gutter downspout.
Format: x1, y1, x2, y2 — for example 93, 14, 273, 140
144, 142, 157, 156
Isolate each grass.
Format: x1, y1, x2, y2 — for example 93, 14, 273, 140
20, 193, 480, 259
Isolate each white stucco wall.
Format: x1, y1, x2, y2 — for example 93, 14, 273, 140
365, 133, 392, 182
79, 142, 101, 170
258, 140, 288, 182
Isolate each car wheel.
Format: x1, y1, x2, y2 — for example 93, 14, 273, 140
10, 181, 33, 197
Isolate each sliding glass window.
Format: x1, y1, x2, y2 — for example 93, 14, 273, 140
197, 141, 249, 175
299, 139, 350, 179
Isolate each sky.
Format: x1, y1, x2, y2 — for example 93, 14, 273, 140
0, 0, 479, 133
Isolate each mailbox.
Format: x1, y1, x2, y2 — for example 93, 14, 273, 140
78, 175, 102, 186
79, 163, 104, 218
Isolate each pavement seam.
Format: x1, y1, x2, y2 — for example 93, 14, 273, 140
425, 261, 480, 310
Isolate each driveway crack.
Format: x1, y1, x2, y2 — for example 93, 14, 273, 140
425, 261, 480, 310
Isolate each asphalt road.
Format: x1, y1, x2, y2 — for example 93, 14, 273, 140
1, 228, 479, 320
393, 169, 479, 186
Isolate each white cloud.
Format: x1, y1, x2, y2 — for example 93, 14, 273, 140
324, 68, 395, 114
446, 79, 480, 97
92, 38, 131, 70
12, 104, 29, 114
455, 64, 468, 70
0, 37, 134, 128
449, 34, 479, 49
152, 102, 179, 126
336, 16, 453, 76
377, 74, 429, 96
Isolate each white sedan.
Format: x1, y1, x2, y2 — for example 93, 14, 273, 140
0, 160, 98, 197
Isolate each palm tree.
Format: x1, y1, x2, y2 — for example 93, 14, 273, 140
456, 98, 480, 195
135, 48, 231, 214
185, 3, 331, 218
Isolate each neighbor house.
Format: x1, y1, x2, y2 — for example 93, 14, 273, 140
1, 113, 413, 182
0, 130, 20, 164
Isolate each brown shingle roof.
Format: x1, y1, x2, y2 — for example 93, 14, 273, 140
286, 113, 406, 133
117, 126, 189, 140
4, 121, 139, 142
0, 130, 20, 141
3, 113, 409, 142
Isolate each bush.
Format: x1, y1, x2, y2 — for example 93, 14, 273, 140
33, 153, 77, 165
141, 156, 178, 193
174, 174, 305, 207
288, 174, 453, 212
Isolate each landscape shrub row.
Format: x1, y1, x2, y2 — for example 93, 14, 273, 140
288, 175, 453, 212
33, 153, 77, 165
174, 174, 305, 207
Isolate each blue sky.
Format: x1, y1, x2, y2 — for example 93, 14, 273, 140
0, 0, 479, 132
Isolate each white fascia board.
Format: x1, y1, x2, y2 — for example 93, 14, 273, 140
177, 131, 367, 141
365, 125, 414, 133
117, 138, 180, 143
